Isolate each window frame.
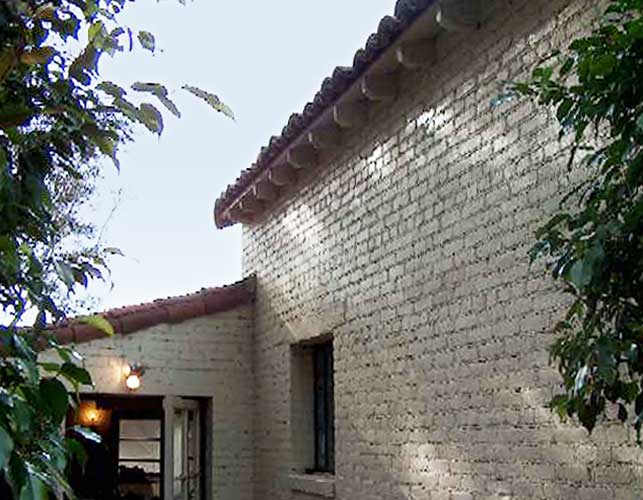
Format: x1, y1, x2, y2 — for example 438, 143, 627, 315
312, 341, 335, 474
117, 418, 163, 474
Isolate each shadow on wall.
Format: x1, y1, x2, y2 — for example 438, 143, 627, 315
249, 0, 643, 498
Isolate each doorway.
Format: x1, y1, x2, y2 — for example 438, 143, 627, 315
164, 398, 202, 500
69, 395, 207, 500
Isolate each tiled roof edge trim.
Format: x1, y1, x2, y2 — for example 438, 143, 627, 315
48, 275, 256, 347
214, 0, 437, 228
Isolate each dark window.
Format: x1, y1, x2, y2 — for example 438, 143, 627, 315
313, 341, 334, 473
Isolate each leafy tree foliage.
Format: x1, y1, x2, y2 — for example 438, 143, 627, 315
512, 0, 643, 438
0, 1, 232, 498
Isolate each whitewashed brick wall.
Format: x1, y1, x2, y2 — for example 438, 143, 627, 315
43, 306, 254, 500
242, 0, 643, 499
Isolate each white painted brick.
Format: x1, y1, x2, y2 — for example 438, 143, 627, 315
42, 307, 254, 500
242, 1, 643, 499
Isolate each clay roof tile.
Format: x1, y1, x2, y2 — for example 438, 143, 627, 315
214, 0, 436, 228
49, 276, 255, 346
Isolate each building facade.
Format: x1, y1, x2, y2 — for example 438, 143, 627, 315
225, 0, 643, 498
45, 280, 257, 500
53, 0, 643, 499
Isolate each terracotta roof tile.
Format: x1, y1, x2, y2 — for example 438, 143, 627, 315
214, 0, 436, 228
50, 276, 255, 346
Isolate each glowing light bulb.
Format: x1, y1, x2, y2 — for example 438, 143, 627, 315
86, 409, 99, 424
122, 363, 132, 378
125, 374, 141, 391
79, 401, 104, 427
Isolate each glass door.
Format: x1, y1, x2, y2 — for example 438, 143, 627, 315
118, 419, 162, 500
163, 398, 201, 500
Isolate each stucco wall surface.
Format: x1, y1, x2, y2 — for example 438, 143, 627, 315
42, 306, 255, 500
242, 0, 643, 499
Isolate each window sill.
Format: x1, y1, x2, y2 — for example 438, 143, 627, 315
288, 473, 335, 498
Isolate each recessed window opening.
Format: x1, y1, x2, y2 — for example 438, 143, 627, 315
312, 341, 335, 473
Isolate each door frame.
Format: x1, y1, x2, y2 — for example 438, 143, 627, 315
163, 397, 209, 500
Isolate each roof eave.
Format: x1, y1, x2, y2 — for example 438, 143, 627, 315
46, 276, 256, 347
214, 0, 485, 229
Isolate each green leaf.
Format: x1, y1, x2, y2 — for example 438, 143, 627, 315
0, 103, 33, 129
12, 332, 35, 360
557, 98, 573, 122
60, 363, 92, 386
137, 31, 155, 52
88, 21, 104, 42
69, 45, 100, 85
568, 260, 590, 289
38, 362, 61, 373
54, 260, 75, 288
0, 425, 14, 470
19, 471, 46, 500
578, 402, 598, 433
0, 389, 14, 409
12, 358, 39, 387
0, 49, 17, 82
77, 314, 114, 337
549, 394, 569, 421
52, 344, 71, 363
567, 242, 603, 291
37, 453, 74, 498
0, 149, 7, 172
132, 82, 181, 118
182, 85, 235, 120
597, 337, 618, 385
19, 47, 56, 65
96, 81, 127, 99
66, 438, 88, 470
39, 378, 69, 424
624, 382, 639, 403
69, 426, 101, 443
559, 56, 575, 76
637, 113, 643, 133
53, 13, 81, 40
138, 103, 164, 135
34, 4, 57, 21
104, 247, 125, 257
574, 365, 589, 396
533, 66, 554, 81
6, 454, 27, 499
590, 53, 616, 77
636, 393, 643, 416
12, 399, 33, 435
112, 96, 139, 123
95, 134, 117, 159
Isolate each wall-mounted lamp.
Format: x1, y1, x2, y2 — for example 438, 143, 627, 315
122, 363, 145, 392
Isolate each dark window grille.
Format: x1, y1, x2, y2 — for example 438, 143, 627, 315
313, 341, 334, 473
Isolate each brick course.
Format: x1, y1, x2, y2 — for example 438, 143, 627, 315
242, 0, 643, 498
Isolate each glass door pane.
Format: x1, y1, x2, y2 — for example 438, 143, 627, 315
186, 409, 200, 500
118, 419, 162, 500
165, 398, 201, 500
173, 412, 184, 500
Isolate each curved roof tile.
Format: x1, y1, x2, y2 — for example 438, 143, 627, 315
49, 276, 255, 347
214, 0, 435, 228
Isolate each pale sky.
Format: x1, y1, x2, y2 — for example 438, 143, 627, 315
90, 0, 396, 310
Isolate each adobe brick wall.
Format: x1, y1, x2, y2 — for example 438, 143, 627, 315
42, 306, 255, 500
242, 0, 643, 499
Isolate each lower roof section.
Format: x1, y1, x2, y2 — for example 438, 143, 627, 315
51, 276, 255, 346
